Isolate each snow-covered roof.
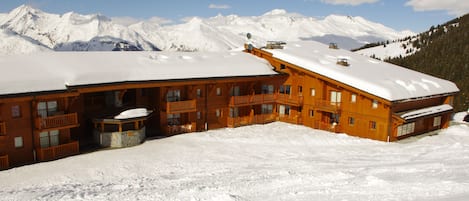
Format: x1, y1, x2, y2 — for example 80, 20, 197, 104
263, 41, 459, 102
0, 51, 277, 96
400, 104, 453, 120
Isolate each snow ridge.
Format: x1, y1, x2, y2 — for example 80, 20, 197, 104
0, 5, 414, 54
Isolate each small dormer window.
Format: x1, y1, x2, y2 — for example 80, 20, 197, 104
329, 43, 338, 49
337, 58, 349, 66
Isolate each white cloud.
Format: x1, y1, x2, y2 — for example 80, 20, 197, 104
111, 16, 173, 26
208, 4, 231, 9
321, 0, 379, 6
405, 0, 469, 16
111, 17, 141, 26
147, 17, 173, 25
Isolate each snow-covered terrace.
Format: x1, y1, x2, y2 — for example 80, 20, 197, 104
263, 41, 459, 102
0, 51, 277, 96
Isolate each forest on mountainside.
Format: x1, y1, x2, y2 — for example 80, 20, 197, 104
384, 14, 469, 112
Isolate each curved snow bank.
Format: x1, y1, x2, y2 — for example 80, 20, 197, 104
1, 122, 469, 201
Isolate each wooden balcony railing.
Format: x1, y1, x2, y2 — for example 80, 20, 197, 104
278, 115, 301, 124
229, 94, 276, 107
276, 94, 304, 106
0, 121, 6, 136
228, 116, 252, 127
36, 141, 79, 162
166, 100, 197, 114
252, 114, 277, 124
314, 121, 342, 133
0, 155, 8, 170
228, 114, 277, 127
314, 100, 341, 113
36, 113, 79, 131
165, 123, 196, 135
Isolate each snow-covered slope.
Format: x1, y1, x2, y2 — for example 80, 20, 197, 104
356, 38, 418, 60
1, 122, 469, 200
0, 5, 414, 54
0, 28, 50, 54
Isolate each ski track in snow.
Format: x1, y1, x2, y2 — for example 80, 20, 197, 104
1, 122, 469, 201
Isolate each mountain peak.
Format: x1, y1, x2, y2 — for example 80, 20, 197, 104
9, 4, 43, 16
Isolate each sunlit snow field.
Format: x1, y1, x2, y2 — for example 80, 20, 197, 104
1, 116, 469, 201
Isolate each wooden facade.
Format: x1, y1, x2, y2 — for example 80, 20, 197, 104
0, 44, 458, 169
245, 44, 457, 142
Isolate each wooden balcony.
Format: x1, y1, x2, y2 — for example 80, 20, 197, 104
36, 141, 79, 162
228, 114, 277, 127
314, 100, 341, 113
278, 115, 301, 124
166, 100, 197, 114
276, 94, 304, 106
36, 113, 79, 131
229, 94, 276, 107
0, 121, 6, 136
165, 123, 196, 135
0, 155, 8, 170
314, 121, 342, 133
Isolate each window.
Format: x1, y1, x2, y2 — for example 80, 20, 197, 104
39, 130, 59, 148
166, 90, 181, 102
262, 104, 273, 114
433, 116, 442, 127
216, 88, 222, 96
38, 101, 58, 117
216, 109, 221, 117
349, 117, 355, 125
262, 84, 274, 94
14, 136, 23, 148
167, 113, 181, 125
369, 121, 377, 130
229, 108, 239, 118
309, 110, 315, 117
280, 85, 291, 94
372, 100, 378, 109
280, 64, 286, 69
397, 122, 415, 137
11, 105, 22, 118
330, 91, 342, 104
298, 86, 303, 96
196, 89, 202, 98
197, 111, 201, 120
279, 105, 290, 116
230, 86, 240, 96
351, 94, 357, 103
310, 88, 316, 97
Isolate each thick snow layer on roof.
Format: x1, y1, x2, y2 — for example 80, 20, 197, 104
114, 108, 152, 120
264, 41, 459, 101
0, 51, 276, 95
401, 104, 453, 120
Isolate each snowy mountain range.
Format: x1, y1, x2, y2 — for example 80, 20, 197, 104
0, 5, 414, 54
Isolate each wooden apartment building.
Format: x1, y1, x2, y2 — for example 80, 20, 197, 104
0, 41, 459, 169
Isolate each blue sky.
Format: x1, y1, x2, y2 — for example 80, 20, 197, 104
1, 0, 468, 32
